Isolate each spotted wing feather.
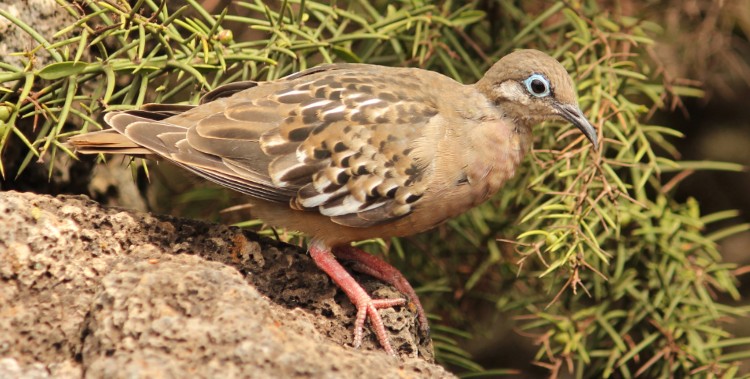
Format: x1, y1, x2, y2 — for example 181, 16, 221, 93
258, 67, 440, 227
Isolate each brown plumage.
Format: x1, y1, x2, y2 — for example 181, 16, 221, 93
68, 49, 598, 356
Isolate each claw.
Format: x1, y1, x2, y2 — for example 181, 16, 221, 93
352, 297, 406, 353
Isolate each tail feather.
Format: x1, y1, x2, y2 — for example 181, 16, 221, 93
66, 129, 155, 156
67, 105, 194, 156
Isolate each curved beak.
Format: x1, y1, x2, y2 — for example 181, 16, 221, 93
555, 103, 598, 150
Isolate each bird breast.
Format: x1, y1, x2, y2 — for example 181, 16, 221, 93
420, 114, 531, 220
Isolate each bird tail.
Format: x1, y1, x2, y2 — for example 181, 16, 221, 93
65, 104, 196, 156
66, 129, 153, 156
66, 80, 261, 156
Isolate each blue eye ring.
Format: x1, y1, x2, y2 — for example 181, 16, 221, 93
524, 74, 551, 97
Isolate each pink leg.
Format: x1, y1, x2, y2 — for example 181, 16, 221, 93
309, 241, 405, 355
332, 244, 429, 336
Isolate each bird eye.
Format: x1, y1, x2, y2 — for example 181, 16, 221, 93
523, 74, 551, 97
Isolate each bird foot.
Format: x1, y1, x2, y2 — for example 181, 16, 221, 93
332, 244, 430, 336
352, 296, 406, 354
310, 242, 407, 356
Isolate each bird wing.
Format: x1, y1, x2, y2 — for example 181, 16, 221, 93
105, 64, 447, 227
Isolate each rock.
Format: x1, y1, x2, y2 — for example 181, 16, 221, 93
0, 191, 452, 378
0, 0, 83, 69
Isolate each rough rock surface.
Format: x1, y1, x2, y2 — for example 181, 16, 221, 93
0, 191, 453, 378
0, 0, 83, 69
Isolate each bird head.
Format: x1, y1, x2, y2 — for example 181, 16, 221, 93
476, 49, 598, 149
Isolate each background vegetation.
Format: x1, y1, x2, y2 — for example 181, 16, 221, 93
1, 0, 749, 377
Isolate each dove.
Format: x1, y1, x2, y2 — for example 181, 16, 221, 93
68, 49, 598, 355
